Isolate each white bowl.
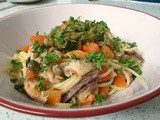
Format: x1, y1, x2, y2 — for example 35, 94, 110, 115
0, 4, 160, 118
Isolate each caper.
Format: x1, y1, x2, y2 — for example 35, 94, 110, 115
10, 79, 18, 83
115, 52, 123, 60
28, 60, 41, 71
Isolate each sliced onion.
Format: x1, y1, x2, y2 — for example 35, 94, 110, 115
110, 85, 125, 91
123, 67, 148, 90
111, 71, 117, 78
53, 75, 82, 94
97, 78, 114, 87
99, 68, 113, 78
108, 60, 121, 69
108, 88, 116, 96
122, 69, 131, 86
122, 47, 140, 54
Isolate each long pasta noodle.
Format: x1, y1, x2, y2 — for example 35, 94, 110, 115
122, 69, 131, 86
123, 67, 148, 90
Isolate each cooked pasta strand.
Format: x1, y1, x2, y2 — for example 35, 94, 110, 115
122, 69, 131, 86
124, 67, 148, 90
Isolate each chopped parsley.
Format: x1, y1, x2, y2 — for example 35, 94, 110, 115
45, 84, 52, 90
43, 52, 59, 66
37, 81, 43, 91
128, 42, 137, 48
38, 76, 44, 81
121, 55, 142, 75
85, 51, 105, 70
69, 16, 74, 21
110, 37, 122, 52
11, 59, 22, 71
102, 37, 109, 45
10, 79, 18, 83
71, 54, 78, 60
121, 56, 138, 68
43, 93, 49, 97
54, 31, 64, 45
33, 41, 46, 53
35, 31, 39, 35
95, 94, 105, 104
14, 78, 25, 93
60, 77, 67, 83
39, 57, 43, 62
65, 60, 71, 65
69, 16, 81, 22
16, 49, 21, 53
69, 99, 76, 106
40, 66, 47, 73
134, 65, 142, 75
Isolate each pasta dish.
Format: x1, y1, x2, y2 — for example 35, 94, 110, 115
7, 17, 147, 108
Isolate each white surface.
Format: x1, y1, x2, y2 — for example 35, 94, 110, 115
0, 0, 160, 120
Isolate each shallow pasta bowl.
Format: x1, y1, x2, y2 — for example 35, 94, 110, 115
0, 4, 160, 118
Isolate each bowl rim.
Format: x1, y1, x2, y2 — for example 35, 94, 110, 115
0, 3, 160, 118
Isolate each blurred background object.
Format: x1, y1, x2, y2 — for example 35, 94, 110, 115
0, 0, 5, 3
132, 0, 160, 3
6, 0, 41, 3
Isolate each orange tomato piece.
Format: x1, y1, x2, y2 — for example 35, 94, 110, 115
26, 69, 39, 80
46, 90, 62, 105
81, 94, 95, 106
98, 86, 109, 97
98, 66, 112, 83
30, 35, 44, 46
26, 69, 35, 80
113, 74, 127, 88
101, 45, 114, 59
20, 45, 30, 52
82, 42, 100, 53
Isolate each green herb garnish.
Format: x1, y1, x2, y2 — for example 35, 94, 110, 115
85, 51, 105, 70
33, 41, 46, 53
134, 65, 142, 75
43, 52, 59, 66
11, 59, 22, 71
14, 78, 25, 93
128, 42, 137, 48
40, 66, 47, 73
36, 31, 39, 35
60, 77, 67, 83
10, 79, 18, 83
54, 31, 64, 45
121, 56, 138, 68
110, 37, 122, 52
102, 37, 109, 45
38, 76, 44, 81
16, 49, 21, 53
71, 54, 77, 60
69, 99, 76, 106
37, 81, 43, 91
95, 94, 105, 104
65, 60, 71, 65
45, 84, 52, 90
